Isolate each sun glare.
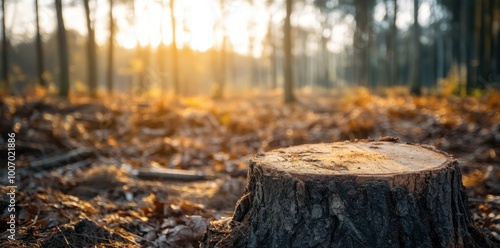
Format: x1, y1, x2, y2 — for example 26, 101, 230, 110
112, 0, 245, 52
184, 1, 218, 52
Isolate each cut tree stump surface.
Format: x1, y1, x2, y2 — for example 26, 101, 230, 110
258, 142, 448, 175
202, 140, 495, 248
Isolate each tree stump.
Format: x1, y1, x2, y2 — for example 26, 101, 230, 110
202, 140, 494, 248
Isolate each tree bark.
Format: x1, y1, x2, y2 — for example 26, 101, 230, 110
203, 140, 494, 248
55, 0, 70, 98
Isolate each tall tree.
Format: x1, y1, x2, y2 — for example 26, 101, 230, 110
283, 0, 295, 103
265, 16, 277, 89
136, 3, 152, 95
212, 0, 227, 99
212, 35, 227, 99
409, 0, 421, 95
467, 0, 481, 94
458, 0, 468, 96
391, 0, 399, 86
353, 0, 370, 87
55, 0, 70, 98
476, 0, 494, 89
157, 0, 166, 94
479, 0, 492, 78
170, 0, 179, 95
83, 0, 97, 97
265, 0, 278, 89
35, 0, 47, 88
384, 0, 398, 86
107, 0, 114, 94
493, 0, 500, 80
1, 0, 8, 91
249, 19, 257, 86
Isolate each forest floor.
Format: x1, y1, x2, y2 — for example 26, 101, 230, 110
0, 89, 499, 247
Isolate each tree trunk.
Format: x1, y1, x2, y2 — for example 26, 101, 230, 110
266, 18, 277, 89
410, 0, 421, 95
479, 0, 491, 79
283, 0, 295, 104
354, 0, 369, 87
170, 0, 179, 95
107, 0, 114, 95
212, 16, 227, 99
385, 0, 398, 86
493, 0, 500, 80
393, 0, 399, 86
138, 44, 151, 95
384, 0, 392, 87
35, 0, 47, 88
84, 0, 97, 97
1, 0, 8, 92
459, 0, 468, 96
157, 0, 166, 94
319, 30, 329, 88
203, 140, 495, 248
436, 22, 445, 80
463, 0, 481, 95
55, 0, 70, 98
249, 15, 257, 88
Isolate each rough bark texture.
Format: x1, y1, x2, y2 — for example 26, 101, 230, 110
202, 140, 494, 248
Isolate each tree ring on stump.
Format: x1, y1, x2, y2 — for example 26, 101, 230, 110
261, 141, 448, 175
202, 140, 495, 248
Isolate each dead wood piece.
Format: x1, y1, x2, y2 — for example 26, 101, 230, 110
203, 141, 496, 248
132, 168, 215, 181
228, 169, 248, 178
469, 197, 500, 205
29, 147, 95, 170
0, 141, 48, 155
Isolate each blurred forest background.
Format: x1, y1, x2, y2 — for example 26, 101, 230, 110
1, 0, 499, 100
1, 0, 500, 247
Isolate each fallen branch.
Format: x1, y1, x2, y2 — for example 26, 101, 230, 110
228, 169, 248, 178
131, 168, 215, 181
29, 147, 95, 170
468, 197, 500, 205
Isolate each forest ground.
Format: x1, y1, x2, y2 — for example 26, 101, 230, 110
0, 88, 499, 247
